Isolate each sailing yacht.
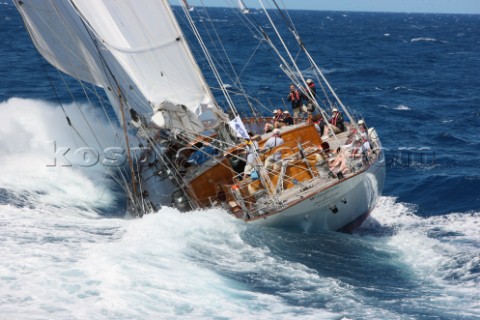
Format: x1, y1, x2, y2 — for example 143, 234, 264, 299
238, 0, 250, 14
183, 0, 195, 11
13, 0, 385, 233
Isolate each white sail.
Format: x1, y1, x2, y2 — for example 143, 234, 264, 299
70, 0, 219, 116
13, 0, 107, 87
238, 0, 250, 14
15, 0, 226, 130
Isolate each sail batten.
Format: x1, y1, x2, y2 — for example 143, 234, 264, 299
98, 36, 182, 54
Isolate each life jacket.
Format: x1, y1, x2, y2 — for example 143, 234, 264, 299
289, 90, 301, 102
273, 112, 285, 122
307, 83, 316, 96
330, 113, 342, 126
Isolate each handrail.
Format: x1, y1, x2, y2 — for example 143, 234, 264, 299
217, 124, 384, 220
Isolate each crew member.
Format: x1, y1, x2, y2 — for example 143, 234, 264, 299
287, 84, 302, 120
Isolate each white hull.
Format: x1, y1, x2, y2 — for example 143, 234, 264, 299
250, 152, 385, 232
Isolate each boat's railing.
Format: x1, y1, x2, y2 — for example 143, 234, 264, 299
197, 123, 381, 220
218, 128, 381, 220
217, 141, 333, 219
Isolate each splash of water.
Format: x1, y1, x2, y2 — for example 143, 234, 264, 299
0, 98, 123, 212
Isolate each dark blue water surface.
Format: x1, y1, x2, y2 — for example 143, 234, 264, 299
1, 3, 479, 319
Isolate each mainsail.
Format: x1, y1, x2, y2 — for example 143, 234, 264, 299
14, 0, 226, 130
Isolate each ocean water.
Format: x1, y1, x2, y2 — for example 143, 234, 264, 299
1, 3, 480, 319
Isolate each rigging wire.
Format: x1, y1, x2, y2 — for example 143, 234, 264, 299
199, 0, 261, 118
29, 0, 366, 215
179, 2, 239, 117
268, 0, 360, 131
39, 2, 131, 169
117, 89, 138, 202
258, 0, 346, 143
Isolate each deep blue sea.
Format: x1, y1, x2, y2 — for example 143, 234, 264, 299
1, 3, 479, 319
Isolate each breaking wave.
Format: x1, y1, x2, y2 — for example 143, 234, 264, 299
411, 37, 447, 43
0, 98, 124, 213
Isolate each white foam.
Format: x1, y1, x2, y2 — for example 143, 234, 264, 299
0, 205, 340, 319
394, 104, 411, 110
411, 37, 443, 43
366, 197, 480, 314
1, 193, 478, 319
394, 86, 423, 93
77, 209, 334, 318
0, 98, 123, 211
